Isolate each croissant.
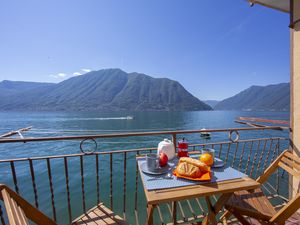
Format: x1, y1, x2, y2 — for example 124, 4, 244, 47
179, 157, 210, 172
177, 162, 202, 178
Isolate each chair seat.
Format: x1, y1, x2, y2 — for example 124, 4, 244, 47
225, 188, 276, 221
225, 211, 300, 225
72, 202, 129, 225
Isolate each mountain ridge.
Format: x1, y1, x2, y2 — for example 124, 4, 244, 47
203, 100, 220, 108
214, 83, 290, 111
0, 69, 212, 111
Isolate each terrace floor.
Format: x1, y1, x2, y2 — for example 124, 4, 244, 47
72, 202, 128, 225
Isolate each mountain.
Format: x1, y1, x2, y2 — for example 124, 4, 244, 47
214, 83, 290, 111
0, 80, 54, 98
0, 69, 212, 111
203, 100, 220, 108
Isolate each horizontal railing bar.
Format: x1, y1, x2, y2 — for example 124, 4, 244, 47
0, 148, 154, 162
0, 137, 288, 163
0, 126, 287, 143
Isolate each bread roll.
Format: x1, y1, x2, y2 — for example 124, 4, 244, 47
179, 157, 209, 172
177, 162, 202, 178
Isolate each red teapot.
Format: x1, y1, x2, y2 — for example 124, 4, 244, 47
177, 138, 189, 158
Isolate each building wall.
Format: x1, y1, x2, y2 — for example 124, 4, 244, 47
290, 0, 300, 197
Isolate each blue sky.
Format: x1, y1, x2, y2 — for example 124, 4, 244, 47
0, 0, 289, 100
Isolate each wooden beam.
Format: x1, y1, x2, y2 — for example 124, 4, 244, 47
236, 117, 289, 125
0, 126, 32, 138
290, 0, 300, 198
235, 120, 270, 128
248, 0, 290, 13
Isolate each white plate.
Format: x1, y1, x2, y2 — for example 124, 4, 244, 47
141, 162, 171, 175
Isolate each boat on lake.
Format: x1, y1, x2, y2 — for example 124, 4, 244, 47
200, 128, 211, 138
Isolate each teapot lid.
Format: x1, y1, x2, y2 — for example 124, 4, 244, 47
160, 139, 172, 144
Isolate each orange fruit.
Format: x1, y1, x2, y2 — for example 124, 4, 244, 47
199, 153, 214, 166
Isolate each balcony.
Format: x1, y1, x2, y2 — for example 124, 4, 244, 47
0, 126, 298, 224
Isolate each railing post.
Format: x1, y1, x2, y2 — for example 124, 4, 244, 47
109, 153, 113, 210
46, 159, 57, 222
10, 162, 19, 194
80, 155, 86, 213
123, 152, 127, 220
172, 133, 177, 153
0, 205, 6, 225
29, 159, 39, 209
250, 140, 261, 177
134, 150, 140, 225
64, 157, 72, 223
96, 155, 100, 204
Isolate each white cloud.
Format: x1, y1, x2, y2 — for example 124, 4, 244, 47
57, 73, 67, 77
49, 69, 91, 79
49, 72, 68, 79
81, 68, 91, 73
73, 72, 82, 76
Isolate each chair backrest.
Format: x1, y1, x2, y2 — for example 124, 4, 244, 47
0, 184, 57, 225
277, 150, 300, 180
1, 188, 30, 225
257, 150, 300, 224
257, 149, 300, 184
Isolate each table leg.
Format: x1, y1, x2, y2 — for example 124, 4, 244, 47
202, 193, 232, 225
172, 201, 177, 225
220, 209, 232, 224
146, 204, 155, 225
204, 196, 217, 225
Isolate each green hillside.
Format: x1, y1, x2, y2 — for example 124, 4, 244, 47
214, 83, 290, 111
0, 69, 212, 111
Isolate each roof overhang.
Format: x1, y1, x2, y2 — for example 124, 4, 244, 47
248, 0, 290, 13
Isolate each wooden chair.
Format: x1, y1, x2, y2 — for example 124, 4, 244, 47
221, 149, 300, 225
0, 184, 129, 225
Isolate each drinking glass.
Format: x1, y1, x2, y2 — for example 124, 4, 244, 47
201, 148, 215, 162
146, 153, 160, 171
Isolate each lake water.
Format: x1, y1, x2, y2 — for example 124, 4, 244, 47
0, 111, 290, 224
0, 110, 289, 158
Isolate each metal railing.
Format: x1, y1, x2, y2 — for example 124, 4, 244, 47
0, 127, 290, 224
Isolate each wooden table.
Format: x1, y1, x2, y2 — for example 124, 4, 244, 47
138, 159, 260, 225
